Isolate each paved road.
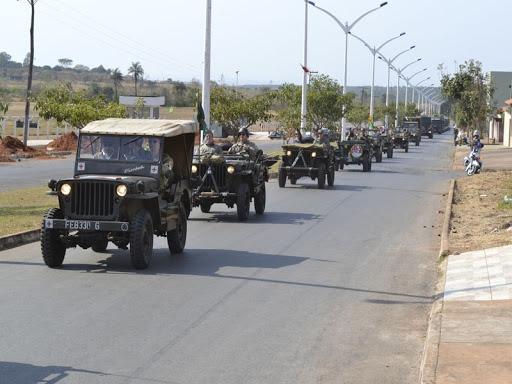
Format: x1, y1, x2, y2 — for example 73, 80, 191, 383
0, 134, 454, 383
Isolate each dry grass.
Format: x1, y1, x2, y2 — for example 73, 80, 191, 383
0, 186, 56, 237
449, 171, 512, 254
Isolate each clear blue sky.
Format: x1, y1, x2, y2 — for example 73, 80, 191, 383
1, 0, 510, 87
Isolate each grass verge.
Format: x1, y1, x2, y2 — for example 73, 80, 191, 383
0, 186, 56, 237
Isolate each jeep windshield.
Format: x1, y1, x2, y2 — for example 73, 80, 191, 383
79, 134, 161, 162
402, 122, 418, 130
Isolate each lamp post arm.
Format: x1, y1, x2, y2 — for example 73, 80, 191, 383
400, 58, 421, 73
349, 32, 374, 53
310, 4, 348, 32
348, 2, 387, 31
391, 46, 414, 63
376, 32, 405, 53
406, 68, 427, 82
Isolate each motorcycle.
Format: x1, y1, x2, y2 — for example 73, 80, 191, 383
463, 148, 481, 176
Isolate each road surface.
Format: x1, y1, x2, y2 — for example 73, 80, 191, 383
0, 134, 454, 383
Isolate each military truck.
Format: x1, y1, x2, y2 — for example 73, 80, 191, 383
41, 119, 196, 270
403, 121, 421, 146
191, 151, 276, 221
417, 116, 433, 139
279, 144, 336, 188
338, 138, 373, 172
431, 118, 443, 134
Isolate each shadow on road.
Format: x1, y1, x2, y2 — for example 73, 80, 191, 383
0, 361, 104, 384
189, 211, 322, 224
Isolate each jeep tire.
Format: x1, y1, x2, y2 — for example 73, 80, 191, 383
317, 163, 326, 189
278, 168, 286, 188
254, 183, 266, 215
130, 209, 153, 269
236, 182, 250, 221
376, 149, 383, 163
200, 201, 212, 213
167, 203, 187, 254
92, 236, 109, 252
387, 145, 393, 159
41, 208, 66, 268
405, 142, 409, 153
327, 165, 335, 187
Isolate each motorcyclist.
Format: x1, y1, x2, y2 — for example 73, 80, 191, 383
469, 130, 484, 172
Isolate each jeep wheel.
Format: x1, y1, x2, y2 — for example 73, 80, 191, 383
129, 209, 153, 269
339, 161, 344, 170
405, 142, 409, 153
415, 139, 420, 146
254, 183, 266, 215
200, 202, 212, 213
278, 168, 286, 188
290, 177, 297, 185
236, 182, 250, 221
92, 236, 108, 252
387, 146, 393, 159
317, 163, 326, 189
362, 156, 370, 172
327, 166, 335, 187
167, 204, 187, 254
429, 132, 433, 139
41, 208, 66, 268
376, 149, 383, 163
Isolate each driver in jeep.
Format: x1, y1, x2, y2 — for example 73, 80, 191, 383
228, 127, 260, 159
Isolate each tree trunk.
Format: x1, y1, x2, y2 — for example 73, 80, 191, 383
23, 0, 35, 146
134, 78, 138, 96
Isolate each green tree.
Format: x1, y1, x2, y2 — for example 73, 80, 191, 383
58, 58, 73, 68
110, 68, 123, 101
210, 86, 274, 137
441, 59, 493, 131
273, 83, 301, 138
0, 101, 8, 121
35, 84, 126, 129
346, 102, 369, 130
128, 62, 144, 96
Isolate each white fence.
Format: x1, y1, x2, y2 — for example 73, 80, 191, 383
0, 116, 77, 139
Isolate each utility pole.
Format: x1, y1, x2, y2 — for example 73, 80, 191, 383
23, 0, 38, 146
300, 0, 309, 133
201, 0, 212, 142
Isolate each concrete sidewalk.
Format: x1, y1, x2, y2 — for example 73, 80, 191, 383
436, 244, 512, 383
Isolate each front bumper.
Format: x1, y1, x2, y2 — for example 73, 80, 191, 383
281, 166, 319, 178
44, 219, 130, 232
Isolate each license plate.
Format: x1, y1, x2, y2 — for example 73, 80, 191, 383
65, 220, 92, 230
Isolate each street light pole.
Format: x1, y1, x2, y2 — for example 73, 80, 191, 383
201, 0, 212, 142
412, 76, 430, 106
392, 58, 421, 127
403, 67, 427, 108
350, 31, 406, 125
309, 1, 388, 138
300, 0, 309, 132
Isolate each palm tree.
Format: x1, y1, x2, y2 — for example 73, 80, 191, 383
128, 62, 144, 96
110, 68, 123, 102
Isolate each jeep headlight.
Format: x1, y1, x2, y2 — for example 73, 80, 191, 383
116, 184, 127, 197
191, 165, 198, 174
60, 183, 71, 196
311, 152, 317, 158
227, 165, 235, 174
286, 150, 292, 156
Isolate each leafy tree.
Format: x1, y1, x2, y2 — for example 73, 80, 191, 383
0, 101, 8, 121
441, 59, 493, 131
73, 64, 89, 72
128, 62, 144, 96
58, 58, 73, 68
346, 102, 369, 130
273, 83, 301, 138
0, 52, 12, 67
110, 68, 123, 101
23, 52, 31, 67
210, 86, 274, 137
35, 84, 126, 129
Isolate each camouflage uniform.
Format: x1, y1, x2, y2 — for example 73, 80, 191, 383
199, 143, 223, 156
160, 154, 174, 194
228, 141, 260, 159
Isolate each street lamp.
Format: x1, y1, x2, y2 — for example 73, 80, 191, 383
378, 45, 415, 127
420, 84, 435, 114
392, 58, 421, 127
403, 68, 427, 108
412, 76, 430, 106
201, 0, 212, 142
350, 31, 406, 124
309, 1, 388, 138
300, 0, 310, 132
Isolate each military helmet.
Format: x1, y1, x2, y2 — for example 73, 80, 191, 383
238, 127, 250, 136
204, 129, 213, 136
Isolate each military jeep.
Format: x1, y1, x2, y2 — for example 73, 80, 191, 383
379, 132, 394, 159
191, 151, 276, 221
41, 119, 196, 270
338, 138, 373, 172
279, 144, 335, 189
393, 127, 410, 152
368, 131, 385, 163
403, 121, 421, 146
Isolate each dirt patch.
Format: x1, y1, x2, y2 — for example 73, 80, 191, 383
46, 132, 78, 151
449, 171, 512, 254
0, 136, 40, 162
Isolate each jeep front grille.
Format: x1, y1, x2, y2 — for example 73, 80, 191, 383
290, 151, 313, 167
70, 181, 115, 219
199, 163, 227, 190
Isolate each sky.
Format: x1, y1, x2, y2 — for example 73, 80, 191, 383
1, 0, 510, 87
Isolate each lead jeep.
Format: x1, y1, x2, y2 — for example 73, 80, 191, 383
191, 151, 277, 221
41, 119, 196, 270
278, 144, 336, 189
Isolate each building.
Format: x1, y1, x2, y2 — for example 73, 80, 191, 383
502, 99, 512, 147
119, 96, 165, 119
489, 72, 512, 110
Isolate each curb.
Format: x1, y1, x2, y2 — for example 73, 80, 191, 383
0, 229, 40, 251
419, 178, 455, 384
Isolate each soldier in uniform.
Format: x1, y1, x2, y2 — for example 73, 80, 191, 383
314, 128, 330, 145
228, 127, 260, 159
200, 129, 222, 156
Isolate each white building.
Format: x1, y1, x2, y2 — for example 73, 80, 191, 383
119, 96, 165, 119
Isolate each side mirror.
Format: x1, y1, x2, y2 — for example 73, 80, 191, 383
48, 179, 57, 191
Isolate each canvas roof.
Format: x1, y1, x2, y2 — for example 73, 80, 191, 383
81, 118, 198, 137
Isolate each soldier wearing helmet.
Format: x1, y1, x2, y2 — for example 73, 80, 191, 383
200, 129, 222, 156
228, 127, 260, 159
314, 128, 330, 145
